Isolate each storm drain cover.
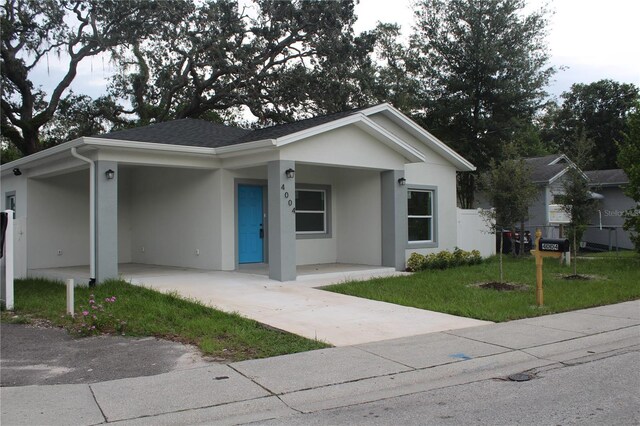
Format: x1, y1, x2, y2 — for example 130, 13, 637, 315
508, 373, 532, 382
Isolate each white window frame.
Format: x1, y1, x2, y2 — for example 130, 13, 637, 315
408, 189, 434, 244
295, 189, 327, 235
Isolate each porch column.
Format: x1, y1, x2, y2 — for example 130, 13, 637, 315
267, 160, 296, 281
95, 161, 118, 283
381, 170, 408, 271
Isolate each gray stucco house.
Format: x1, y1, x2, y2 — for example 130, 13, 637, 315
521, 154, 582, 238
583, 169, 635, 250
516, 155, 634, 250
1, 103, 480, 284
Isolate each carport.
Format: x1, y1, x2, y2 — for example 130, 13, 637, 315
25, 161, 220, 283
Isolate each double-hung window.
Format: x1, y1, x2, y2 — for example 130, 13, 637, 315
295, 189, 327, 234
408, 189, 434, 243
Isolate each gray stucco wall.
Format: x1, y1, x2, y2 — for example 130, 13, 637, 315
584, 187, 636, 249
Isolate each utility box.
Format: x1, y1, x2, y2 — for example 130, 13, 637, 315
538, 238, 570, 253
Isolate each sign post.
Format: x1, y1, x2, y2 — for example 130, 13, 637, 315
531, 229, 569, 307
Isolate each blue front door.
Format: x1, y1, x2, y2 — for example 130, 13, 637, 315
238, 185, 264, 263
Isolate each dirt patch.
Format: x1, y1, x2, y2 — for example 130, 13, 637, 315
555, 273, 607, 281
473, 282, 529, 292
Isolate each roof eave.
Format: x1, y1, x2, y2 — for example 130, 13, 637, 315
0, 138, 85, 175
360, 103, 476, 171
214, 139, 277, 157
84, 137, 217, 154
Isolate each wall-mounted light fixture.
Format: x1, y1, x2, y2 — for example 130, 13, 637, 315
397, 177, 406, 186
105, 169, 115, 180
13, 168, 22, 176
285, 168, 295, 179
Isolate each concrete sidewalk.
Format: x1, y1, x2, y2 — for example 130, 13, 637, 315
2, 300, 638, 425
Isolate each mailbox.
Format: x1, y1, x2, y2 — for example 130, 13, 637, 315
538, 238, 570, 253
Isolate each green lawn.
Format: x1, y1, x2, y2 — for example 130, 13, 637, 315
324, 254, 640, 322
2, 279, 329, 361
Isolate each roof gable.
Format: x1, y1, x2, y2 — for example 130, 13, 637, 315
524, 154, 576, 184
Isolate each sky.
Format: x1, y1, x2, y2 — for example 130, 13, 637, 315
36, 0, 640, 102
354, 0, 640, 98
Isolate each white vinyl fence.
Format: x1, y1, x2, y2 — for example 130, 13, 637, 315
457, 208, 495, 258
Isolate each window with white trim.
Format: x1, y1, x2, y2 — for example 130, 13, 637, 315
295, 189, 326, 234
408, 189, 433, 242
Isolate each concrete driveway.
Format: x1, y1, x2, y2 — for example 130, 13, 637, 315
126, 265, 490, 346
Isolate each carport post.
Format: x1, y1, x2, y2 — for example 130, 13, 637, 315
94, 161, 118, 283
267, 160, 296, 281
2, 210, 14, 310
381, 170, 408, 271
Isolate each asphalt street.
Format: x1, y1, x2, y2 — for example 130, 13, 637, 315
260, 350, 639, 426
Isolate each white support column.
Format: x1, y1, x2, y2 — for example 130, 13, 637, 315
2, 210, 14, 310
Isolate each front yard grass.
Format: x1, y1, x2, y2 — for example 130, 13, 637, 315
324, 254, 640, 322
2, 279, 329, 361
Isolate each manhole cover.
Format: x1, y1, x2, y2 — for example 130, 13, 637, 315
508, 373, 532, 382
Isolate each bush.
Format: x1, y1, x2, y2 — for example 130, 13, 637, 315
68, 293, 126, 336
407, 248, 483, 272
406, 253, 427, 272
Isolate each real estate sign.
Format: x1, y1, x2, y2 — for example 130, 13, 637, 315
548, 204, 571, 224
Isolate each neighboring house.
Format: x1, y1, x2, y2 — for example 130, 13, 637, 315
1, 103, 478, 283
519, 154, 581, 238
583, 169, 636, 250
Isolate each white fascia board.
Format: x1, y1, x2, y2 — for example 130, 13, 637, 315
83, 137, 216, 155
274, 113, 425, 162
0, 138, 84, 175
548, 167, 569, 184
549, 154, 570, 165
213, 139, 276, 157
276, 114, 364, 146
361, 103, 476, 172
548, 164, 588, 185
354, 117, 426, 162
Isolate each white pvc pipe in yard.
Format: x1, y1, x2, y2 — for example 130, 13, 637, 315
66, 279, 74, 316
70, 148, 95, 282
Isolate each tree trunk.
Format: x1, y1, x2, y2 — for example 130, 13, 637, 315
519, 220, 525, 257
23, 127, 41, 156
573, 231, 578, 276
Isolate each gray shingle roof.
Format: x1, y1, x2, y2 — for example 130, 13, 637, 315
232, 106, 373, 143
94, 105, 378, 148
96, 119, 252, 148
523, 154, 568, 183
585, 169, 629, 186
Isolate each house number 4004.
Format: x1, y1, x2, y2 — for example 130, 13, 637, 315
281, 184, 296, 213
